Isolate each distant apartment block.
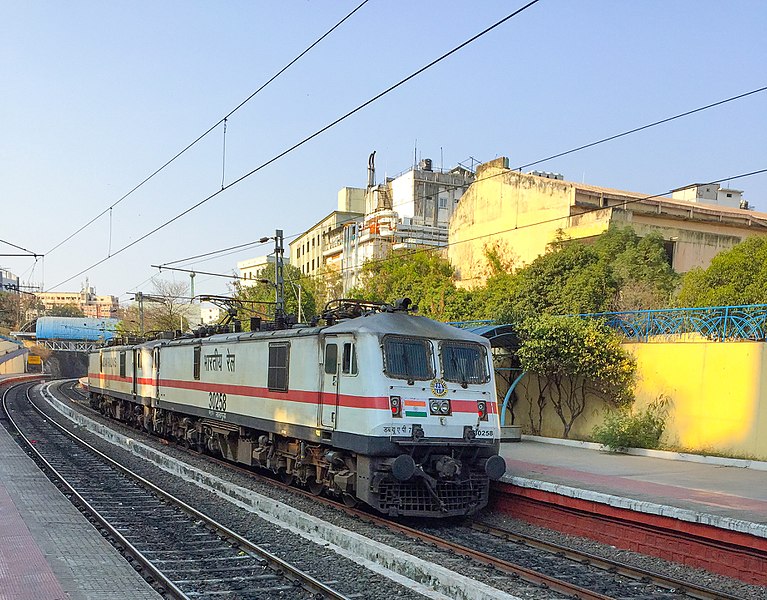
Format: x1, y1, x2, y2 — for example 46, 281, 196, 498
0, 268, 20, 293
237, 255, 276, 285
35, 283, 119, 318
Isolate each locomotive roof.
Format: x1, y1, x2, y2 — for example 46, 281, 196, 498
323, 311, 490, 345
96, 312, 488, 350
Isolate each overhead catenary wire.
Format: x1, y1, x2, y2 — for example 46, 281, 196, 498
45, 0, 543, 292
151, 84, 767, 281
42, 0, 373, 258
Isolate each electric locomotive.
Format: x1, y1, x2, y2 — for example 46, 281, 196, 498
88, 299, 505, 517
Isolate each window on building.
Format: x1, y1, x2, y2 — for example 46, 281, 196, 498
268, 343, 290, 391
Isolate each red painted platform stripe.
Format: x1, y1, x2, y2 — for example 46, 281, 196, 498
491, 481, 767, 586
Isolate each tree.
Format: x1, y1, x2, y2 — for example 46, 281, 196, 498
47, 303, 85, 317
352, 250, 475, 321
231, 263, 318, 326
516, 315, 636, 438
119, 280, 192, 335
493, 226, 678, 322
675, 236, 767, 307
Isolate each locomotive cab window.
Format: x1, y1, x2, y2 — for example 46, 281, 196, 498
136, 350, 142, 370
324, 343, 338, 374
99, 351, 103, 373
382, 336, 433, 381
268, 342, 290, 391
342, 342, 357, 375
440, 342, 489, 385
119, 352, 126, 378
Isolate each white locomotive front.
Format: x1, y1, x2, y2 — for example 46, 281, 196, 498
88, 300, 505, 517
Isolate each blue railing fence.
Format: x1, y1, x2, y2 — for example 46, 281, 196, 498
581, 304, 767, 342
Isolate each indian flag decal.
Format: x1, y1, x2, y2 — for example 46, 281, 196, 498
404, 399, 427, 417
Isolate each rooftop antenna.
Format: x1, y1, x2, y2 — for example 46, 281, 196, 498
413, 139, 417, 169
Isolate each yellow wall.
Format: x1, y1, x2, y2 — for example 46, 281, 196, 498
507, 340, 767, 460
625, 340, 766, 459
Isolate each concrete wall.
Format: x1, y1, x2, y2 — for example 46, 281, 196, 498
0, 339, 27, 374
506, 339, 767, 460
449, 163, 576, 288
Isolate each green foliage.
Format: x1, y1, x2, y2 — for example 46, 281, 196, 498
232, 263, 318, 326
47, 303, 85, 317
517, 315, 636, 437
675, 236, 767, 307
352, 250, 475, 321
494, 226, 678, 322
592, 395, 670, 451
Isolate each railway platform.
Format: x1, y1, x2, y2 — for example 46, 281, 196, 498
0, 377, 160, 600
496, 436, 767, 583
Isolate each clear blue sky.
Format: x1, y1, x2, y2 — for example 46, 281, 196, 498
2, 0, 765, 301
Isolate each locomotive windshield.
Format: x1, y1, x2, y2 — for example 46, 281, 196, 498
383, 336, 434, 381
440, 342, 489, 384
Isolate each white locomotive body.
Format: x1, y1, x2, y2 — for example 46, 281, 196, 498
88, 306, 505, 517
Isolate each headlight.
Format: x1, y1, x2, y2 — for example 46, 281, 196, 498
429, 399, 441, 414
439, 399, 451, 414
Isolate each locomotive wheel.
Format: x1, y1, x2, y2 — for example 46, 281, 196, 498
279, 469, 294, 485
342, 493, 358, 507
308, 480, 324, 496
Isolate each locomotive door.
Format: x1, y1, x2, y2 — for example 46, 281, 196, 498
132, 349, 138, 396
319, 336, 340, 428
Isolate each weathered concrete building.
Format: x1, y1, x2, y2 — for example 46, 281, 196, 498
35, 282, 119, 318
449, 157, 766, 288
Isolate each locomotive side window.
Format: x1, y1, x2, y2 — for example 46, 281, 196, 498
324, 343, 338, 374
119, 352, 126, 378
342, 342, 357, 375
137, 350, 142, 370
383, 336, 433, 381
193, 346, 201, 380
99, 351, 103, 373
268, 342, 290, 391
440, 342, 489, 384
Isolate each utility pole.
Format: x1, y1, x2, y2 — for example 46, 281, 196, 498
137, 292, 144, 337
274, 229, 285, 322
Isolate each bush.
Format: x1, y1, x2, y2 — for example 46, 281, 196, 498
592, 396, 670, 451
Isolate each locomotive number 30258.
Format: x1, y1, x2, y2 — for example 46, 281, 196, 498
209, 391, 227, 412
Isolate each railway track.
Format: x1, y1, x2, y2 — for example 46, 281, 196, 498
56, 379, 750, 600
2, 382, 348, 600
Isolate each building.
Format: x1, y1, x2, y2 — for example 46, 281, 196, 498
448, 157, 766, 288
0, 268, 19, 293
237, 255, 276, 285
35, 282, 119, 318
289, 155, 474, 294
291, 187, 365, 281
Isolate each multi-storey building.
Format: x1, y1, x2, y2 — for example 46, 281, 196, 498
35, 283, 119, 318
449, 157, 765, 288
0, 269, 19, 293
